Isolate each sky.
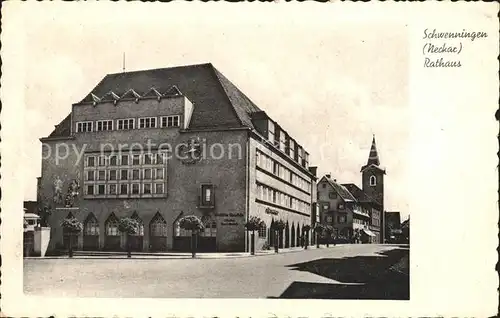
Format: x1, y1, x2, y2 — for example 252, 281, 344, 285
20, 3, 409, 219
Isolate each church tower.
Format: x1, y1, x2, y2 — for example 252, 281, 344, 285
361, 135, 386, 240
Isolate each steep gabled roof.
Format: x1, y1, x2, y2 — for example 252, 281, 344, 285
43, 63, 270, 138
342, 183, 382, 208
76, 63, 258, 130
320, 176, 356, 202
164, 85, 182, 97
47, 114, 72, 138
212, 67, 261, 128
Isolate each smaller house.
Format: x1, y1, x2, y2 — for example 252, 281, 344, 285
24, 208, 40, 257
317, 175, 372, 243
24, 209, 41, 232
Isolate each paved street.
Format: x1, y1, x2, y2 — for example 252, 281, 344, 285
24, 244, 409, 299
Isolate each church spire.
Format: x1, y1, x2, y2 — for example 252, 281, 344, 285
367, 134, 380, 166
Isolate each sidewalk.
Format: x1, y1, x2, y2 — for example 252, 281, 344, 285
24, 244, 345, 260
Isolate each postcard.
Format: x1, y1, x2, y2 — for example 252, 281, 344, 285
1, 1, 498, 317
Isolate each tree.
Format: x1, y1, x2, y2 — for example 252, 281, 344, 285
118, 217, 139, 258
302, 225, 311, 249
60, 217, 83, 258
324, 225, 334, 247
245, 216, 264, 255
179, 215, 205, 258
313, 223, 325, 248
272, 220, 286, 253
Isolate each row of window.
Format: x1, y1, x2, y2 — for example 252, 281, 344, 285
85, 168, 165, 181
256, 150, 311, 193
85, 182, 165, 196
82, 213, 216, 237
256, 183, 311, 214
266, 120, 310, 169
76, 115, 181, 133
321, 202, 345, 211
85, 153, 168, 168
353, 218, 370, 226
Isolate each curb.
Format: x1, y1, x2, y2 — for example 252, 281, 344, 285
24, 245, 348, 260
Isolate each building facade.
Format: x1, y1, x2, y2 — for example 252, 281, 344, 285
38, 63, 317, 253
317, 175, 374, 242
316, 136, 385, 244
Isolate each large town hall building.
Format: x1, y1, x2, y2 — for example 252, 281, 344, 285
39, 63, 318, 253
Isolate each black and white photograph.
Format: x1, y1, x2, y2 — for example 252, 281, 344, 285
1, 2, 498, 317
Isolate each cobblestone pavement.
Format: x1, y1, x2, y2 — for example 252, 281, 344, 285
24, 244, 409, 299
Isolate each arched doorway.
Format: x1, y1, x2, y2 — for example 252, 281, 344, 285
149, 212, 167, 251
129, 212, 144, 252
291, 223, 296, 247
268, 219, 275, 247
285, 221, 290, 248
199, 216, 217, 252
62, 212, 78, 251
173, 218, 191, 252
83, 213, 99, 250
104, 213, 120, 251
296, 224, 301, 247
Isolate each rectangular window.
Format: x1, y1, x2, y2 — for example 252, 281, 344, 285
338, 215, 346, 223
132, 154, 140, 165
120, 169, 128, 180
156, 153, 165, 165
289, 139, 295, 159
117, 118, 135, 130
131, 183, 140, 195
144, 153, 152, 165
86, 170, 95, 181
108, 184, 117, 195
155, 183, 164, 194
200, 184, 214, 207
297, 145, 303, 164
86, 185, 94, 195
338, 203, 345, 210
155, 168, 164, 180
268, 121, 275, 143
329, 191, 337, 199
273, 162, 279, 175
96, 120, 113, 131
279, 130, 287, 152
160, 115, 181, 128
86, 156, 95, 167
109, 170, 117, 181
98, 155, 107, 167
76, 121, 93, 133
143, 183, 152, 195
109, 155, 118, 166
138, 117, 157, 129
120, 184, 128, 195
132, 169, 140, 180
98, 170, 106, 181
143, 169, 152, 180
98, 184, 105, 195
121, 154, 129, 166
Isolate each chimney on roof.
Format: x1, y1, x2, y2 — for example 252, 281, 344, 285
334, 179, 337, 182
325, 173, 331, 179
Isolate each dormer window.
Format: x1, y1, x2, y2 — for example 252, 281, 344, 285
370, 175, 377, 186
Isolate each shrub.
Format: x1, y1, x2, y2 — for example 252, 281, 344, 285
118, 217, 139, 235
179, 215, 205, 232
60, 217, 83, 234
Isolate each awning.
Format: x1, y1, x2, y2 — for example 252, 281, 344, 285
362, 229, 376, 237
